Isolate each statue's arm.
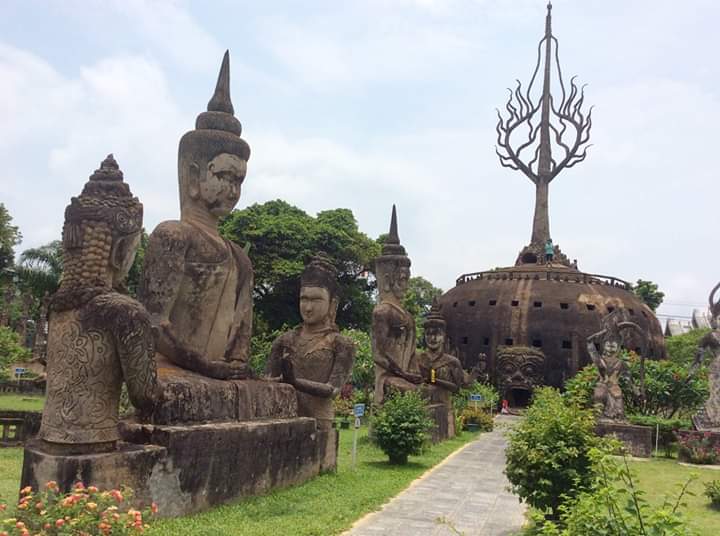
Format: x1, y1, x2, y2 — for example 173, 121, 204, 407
264, 335, 285, 381
224, 246, 253, 363
372, 307, 412, 378
586, 328, 606, 367
117, 307, 160, 418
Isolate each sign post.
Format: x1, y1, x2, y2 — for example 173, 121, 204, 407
469, 393, 483, 411
352, 403, 365, 468
14, 367, 26, 382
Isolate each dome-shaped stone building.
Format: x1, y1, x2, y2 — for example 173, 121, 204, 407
439, 4, 665, 405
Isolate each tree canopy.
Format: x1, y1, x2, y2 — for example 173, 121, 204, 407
633, 279, 664, 311
0, 203, 21, 279
220, 200, 380, 332
402, 276, 443, 346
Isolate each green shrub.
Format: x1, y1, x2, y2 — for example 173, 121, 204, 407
675, 430, 720, 465
0, 326, 31, 381
704, 479, 720, 508
371, 390, 433, 465
505, 387, 605, 520
1, 481, 156, 535
666, 328, 712, 366
459, 406, 493, 432
562, 364, 598, 409
535, 449, 697, 536
342, 328, 374, 394
453, 381, 499, 414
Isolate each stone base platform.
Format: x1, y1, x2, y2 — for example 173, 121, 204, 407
595, 420, 653, 457
22, 417, 329, 517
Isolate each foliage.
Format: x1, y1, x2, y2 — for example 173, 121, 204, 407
220, 200, 380, 332
623, 352, 708, 419
505, 387, 606, 520
371, 390, 433, 465
1, 481, 156, 535
248, 323, 286, 377
703, 480, 720, 508
0, 327, 32, 381
535, 449, 697, 536
402, 276, 442, 345
126, 229, 148, 298
675, 431, 720, 465
627, 415, 690, 457
562, 364, 598, 409
452, 381, 499, 415
633, 279, 665, 312
666, 328, 712, 366
459, 406, 493, 431
342, 328, 374, 394
0, 204, 21, 279
16, 241, 63, 302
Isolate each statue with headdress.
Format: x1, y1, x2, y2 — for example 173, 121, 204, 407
266, 254, 356, 427
417, 298, 467, 406
39, 155, 159, 453
693, 282, 720, 430
372, 205, 423, 404
139, 51, 253, 380
586, 311, 642, 421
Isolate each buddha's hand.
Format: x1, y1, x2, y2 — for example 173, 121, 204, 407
202, 359, 249, 380
404, 372, 423, 385
280, 357, 296, 384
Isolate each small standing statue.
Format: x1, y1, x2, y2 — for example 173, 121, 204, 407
372, 205, 422, 404
586, 312, 642, 421
39, 155, 159, 453
693, 282, 720, 430
266, 254, 356, 428
139, 51, 253, 380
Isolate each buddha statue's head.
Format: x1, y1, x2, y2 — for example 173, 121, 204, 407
299, 253, 340, 329
423, 297, 446, 353
59, 154, 143, 294
375, 205, 411, 302
178, 51, 250, 223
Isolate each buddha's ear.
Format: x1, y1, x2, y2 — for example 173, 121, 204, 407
188, 162, 201, 199
329, 296, 339, 323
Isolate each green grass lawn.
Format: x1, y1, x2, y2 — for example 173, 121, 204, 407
628, 457, 720, 535
0, 426, 478, 535
0, 394, 45, 412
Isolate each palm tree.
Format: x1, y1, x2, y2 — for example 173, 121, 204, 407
17, 240, 63, 299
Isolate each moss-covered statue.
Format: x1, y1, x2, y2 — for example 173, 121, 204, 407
693, 282, 720, 430
266, 254, 356, 428
586, 312, 642, 421
39, 155, 159, 453
139, 51, 252, 380
372, 205, 422, 404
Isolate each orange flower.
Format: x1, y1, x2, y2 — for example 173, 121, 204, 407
17, 502, 28, 510
15, 521, 25, 529
0, 503, 6, 511
20, 486, 32, 496
110, 490, 124, 503
86, 502, 98, 511
88, 486, 98, 493
150, 502, 159, 514
55, 518, 65, 528
74, 482, 86, 490
44, 523, 51, 529
35, 501, 44, 510
45, 481, 58, 491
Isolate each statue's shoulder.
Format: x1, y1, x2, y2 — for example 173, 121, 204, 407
226, 239, 252, 271
81, 292, 151, 336
372, 302, 404, 319
147, 220, 191, 253
332, 332, 356, 353
445, 354, 463, 368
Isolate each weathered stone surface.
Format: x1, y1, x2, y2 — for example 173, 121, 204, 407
595, 421, 653, 458
151, 356, 297, 425
38, 154, 159, 453
495, 346, 544, 407
139, 51, 253, 381
693, 282, 720, 430
0, 410, 41, 446
372, 206, 422, 405
427, 403, 454, 443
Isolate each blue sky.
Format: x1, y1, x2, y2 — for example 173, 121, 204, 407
1, 0, 718, 323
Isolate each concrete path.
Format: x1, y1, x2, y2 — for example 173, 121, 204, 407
345, 416, 526, 536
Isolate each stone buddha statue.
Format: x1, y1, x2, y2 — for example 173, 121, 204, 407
39, 155, 159, 453
140, 51, 253, 380
372, 205, 422, 404
417, 299, 467, 406
266, 254, 356, 428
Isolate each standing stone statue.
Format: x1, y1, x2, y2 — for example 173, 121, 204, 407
372, 205, 422, 404
139, 51, 253, 380
586, 313, 642, 421
266, 254, 355, 428
38, 155, 159, 453
693, 282, 720, 430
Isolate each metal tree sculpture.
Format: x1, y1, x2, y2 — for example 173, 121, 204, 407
495, 2, 592, 255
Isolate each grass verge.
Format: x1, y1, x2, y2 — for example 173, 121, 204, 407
0, 447, 23, 502
0, 394, 45, 412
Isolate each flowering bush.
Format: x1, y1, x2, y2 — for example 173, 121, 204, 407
459, 406, 493, 432
0, 482, 156, 535
675, 430, 720, 465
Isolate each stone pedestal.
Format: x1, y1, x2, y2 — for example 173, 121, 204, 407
595, 421, 653, 457
428, 403, 455, 443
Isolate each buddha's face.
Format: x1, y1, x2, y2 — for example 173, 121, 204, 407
111, 231, 141, 287
300, 286, 333, 328
390, 266, 410, 300
425, 326, 445, 352
196, 153, 247, 217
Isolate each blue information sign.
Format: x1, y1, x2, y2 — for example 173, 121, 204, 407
469, 394, 483, 402
353, 403, 366, 417
14, 367, 26, 376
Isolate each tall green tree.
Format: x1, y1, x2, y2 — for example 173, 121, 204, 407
402, 276, 443, 345
633, 279, 664, 311
0, 203, 21, 279
220, 200, 380, 332
17, 240, 63, 300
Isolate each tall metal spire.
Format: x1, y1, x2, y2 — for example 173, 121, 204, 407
494, 2, 592, 266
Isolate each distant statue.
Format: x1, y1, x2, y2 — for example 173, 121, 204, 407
693, 282, 720, 430
417, 300, 467, 406
544, 238, 554, 264
372, 205, 422, 404
140, 51, 253, 380
266, 254, 356, 428
39, 155, 159, 453
495, 346, 545, 406
586, 313, 642, 421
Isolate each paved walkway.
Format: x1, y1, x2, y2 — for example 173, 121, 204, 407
345, 416, 526, 536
